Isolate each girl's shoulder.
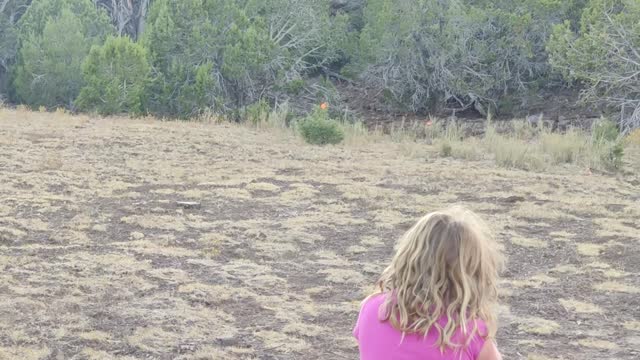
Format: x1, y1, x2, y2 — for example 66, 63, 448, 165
362, 292, 387, 307
357, 292, 386, 318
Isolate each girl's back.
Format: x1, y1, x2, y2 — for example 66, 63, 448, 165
352, 207, 504, 360
354, 294, 487, 360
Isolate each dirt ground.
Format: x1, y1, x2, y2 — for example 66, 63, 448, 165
0, 109, 638, 360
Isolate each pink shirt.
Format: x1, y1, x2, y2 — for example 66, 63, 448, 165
353, 294, 488, 360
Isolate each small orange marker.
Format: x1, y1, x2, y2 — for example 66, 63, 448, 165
320, 102, 328, 110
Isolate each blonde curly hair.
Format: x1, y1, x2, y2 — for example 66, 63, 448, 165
375, 206, 504, 349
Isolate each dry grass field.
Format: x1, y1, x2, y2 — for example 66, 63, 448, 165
0, 108, 639, 360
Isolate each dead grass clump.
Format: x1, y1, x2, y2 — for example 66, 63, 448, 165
484, 125, 545, 171
282, 322, 325, 337
439, 120, 628, 172
246, 182, 280, 192
437, 122, 483, 161
255, 330, 309, 353
559, 298, 602, 313
625, 128, 640, 146
510, 236, 548, 248
127, 327, 180, 353
624, 321, 640, 331
342, 119, 376, 146
593, 281, 640, 294
0, 346, 51, 360
576, 243, 605, 256
517, 317, 560, 335
319, 268, 365, 284
540, 129, 587, 164
78, 330, 113, 342
120, 214, 186, 232
245, 102, 291, 131
512, 202, 579, 221
40, 152, 64, 171
574, 339, 618, 350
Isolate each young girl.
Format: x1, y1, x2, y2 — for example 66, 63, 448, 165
353, 206, 504, 360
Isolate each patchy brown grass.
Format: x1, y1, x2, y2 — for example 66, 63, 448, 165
0, 108, 638, 359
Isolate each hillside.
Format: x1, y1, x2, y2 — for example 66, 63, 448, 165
0, 109, 639, 359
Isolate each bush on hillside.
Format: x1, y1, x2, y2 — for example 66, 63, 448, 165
17, 0, 112, 40
298, 108, 344, 145
592, 119, 620, 143
142, 0, 346, 118
587, 118, 624, 169
13, 8, 89, 108
350, 0, 586, 115
548, 0, 640, 132
76, 36, 150, 115
12, 0, 113, 108
0, 15, 18, 97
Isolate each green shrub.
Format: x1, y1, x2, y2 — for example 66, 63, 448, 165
0, 15, 18, 97
439, 141, 453, 157
142, 0, 344, 118
298, 109, 344, 145
17, 0, 112, 41
12, 0, 113, 108
76, 36, 150, 115
591, 140, 625, 170
284, 79, 305, 95
589, 119, 625, 170
592, 119, 620, 143
353, 0, 579, 115
605, 142, 625, 169
13, 8, 89, 108
245, 99, 271, 125
548, 0, 640, 131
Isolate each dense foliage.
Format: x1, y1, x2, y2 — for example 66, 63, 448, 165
0, 0, 637, 128
298, 107, 345, 145
76, 36, 150, 115
548, 0, 640, 131
12, 0, 113, 108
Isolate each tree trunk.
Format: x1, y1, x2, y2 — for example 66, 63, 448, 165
136, 0, 149, 39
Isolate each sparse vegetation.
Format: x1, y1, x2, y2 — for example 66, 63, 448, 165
1, 108, 637, 359
1, 0, 639, 358
436, 120, 627, 172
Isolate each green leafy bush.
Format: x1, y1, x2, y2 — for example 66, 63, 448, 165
12, 0, 112, 108
142, 0, 345, 118
76, 36, 150, 115
0, 14, 18, 97
587, 119, 624, 169
298, 109, 344, 145
243, 99, 270, 125
13, 8, 89, 108
548, 0, 640, 131
602, 142, 625, 170
141, 0, 275, 117
17, 0, 112, 40
351, 0, 584, 115
439, 141, 453, 157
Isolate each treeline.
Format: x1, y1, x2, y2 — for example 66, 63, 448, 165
0, 0, 638, 130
